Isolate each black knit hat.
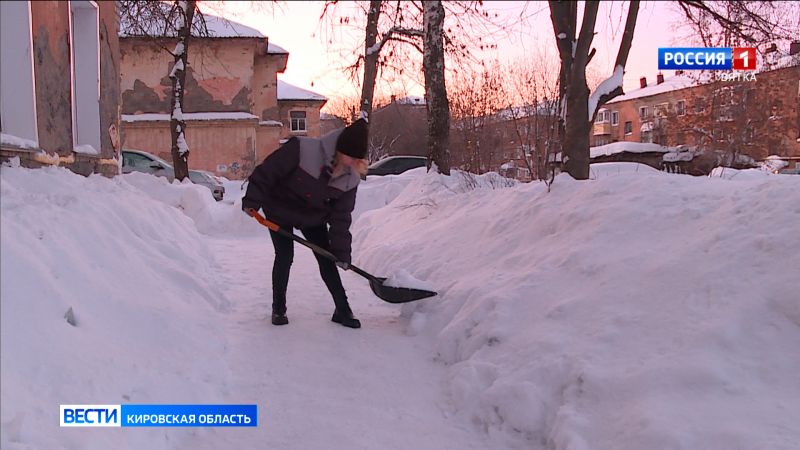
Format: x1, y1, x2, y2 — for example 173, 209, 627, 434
336, 118, 369, 159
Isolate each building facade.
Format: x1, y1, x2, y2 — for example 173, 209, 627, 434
592, 48, 800, 169
0, 0, 121, 176
119, 14, 327, 179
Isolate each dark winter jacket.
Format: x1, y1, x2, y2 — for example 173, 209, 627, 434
242, 128, 361, 264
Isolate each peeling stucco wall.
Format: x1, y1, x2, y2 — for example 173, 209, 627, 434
253, 52, 287, 120
30, 1, 73, 155
120, 38, 257, 114
98, 1, 121, 161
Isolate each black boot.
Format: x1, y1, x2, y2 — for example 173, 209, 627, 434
331, 309, 361, 329
271, 312, 289, 326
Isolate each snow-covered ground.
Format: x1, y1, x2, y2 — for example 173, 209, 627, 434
2, 162, 799, 449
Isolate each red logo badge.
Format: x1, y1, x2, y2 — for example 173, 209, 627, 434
732, 47, 756, 71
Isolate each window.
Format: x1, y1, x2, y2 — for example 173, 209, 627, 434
290, 111, 307, 132
676, 100, 686, 116
639, 106, 650, 119
0, 1, 38, 143
597, 110, 608, 123
693, 96, 706, 114
655, 103, 669, 118
624, 121, 633, 135
70, 0, 101, 152
611, 111, 619, 125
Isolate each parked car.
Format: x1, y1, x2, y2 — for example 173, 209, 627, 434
121, 149, 225, 201
121, 149, 175, 181
367, 156, 427, 176
188, 170, 225, 201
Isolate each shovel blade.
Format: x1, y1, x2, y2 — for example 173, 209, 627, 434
369, 277, 438, 304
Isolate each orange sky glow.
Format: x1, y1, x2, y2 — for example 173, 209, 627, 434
201, 1, 688, 112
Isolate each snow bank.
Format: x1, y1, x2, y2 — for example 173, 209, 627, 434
1, 132, 39, 150
589, 162, 662, 179
123, 172, 262, 236
0, 166, 235, 449
709, 166, 773, 180
590, 141, 672, 158
352, 168, 800, 449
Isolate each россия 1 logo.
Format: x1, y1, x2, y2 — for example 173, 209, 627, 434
659, 47, 757, 71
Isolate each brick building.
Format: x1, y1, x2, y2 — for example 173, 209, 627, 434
120, 13, 327, 179
370, 96, 428, 161
592, 47, 800, 171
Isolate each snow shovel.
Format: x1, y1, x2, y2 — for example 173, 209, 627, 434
247, 210, 437, 304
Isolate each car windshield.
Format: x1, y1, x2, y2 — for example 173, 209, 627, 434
188, 171, 208, 183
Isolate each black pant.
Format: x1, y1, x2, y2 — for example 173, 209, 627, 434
269, 224, 350, 315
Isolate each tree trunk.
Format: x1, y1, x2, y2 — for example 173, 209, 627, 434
423, 0, 450, 175
563, 78, 591, 179
359, 0, 382, 119
170, 0, 195, 181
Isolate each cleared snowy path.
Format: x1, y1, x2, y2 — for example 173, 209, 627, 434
183, 234, 487, 449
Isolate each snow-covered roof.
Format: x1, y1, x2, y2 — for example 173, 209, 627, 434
259, 120, 283, 127
120, 9, 285, 46
122, 112, 259, 122
277, 80, 327, 102
607, 53, 798, 105
607, 74, 699, 104
268, 42, 288, 54
496, 103, 556, 120
590, 142, 673, 158
202, 13, 264, 38
396, 96, 426, 105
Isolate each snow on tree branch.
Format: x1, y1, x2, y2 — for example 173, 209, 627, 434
588, 65, 624, 121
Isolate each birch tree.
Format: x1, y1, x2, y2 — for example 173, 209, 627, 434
422, 1, 451, 174
321, 1, 512, 175
118, 0, 208, 181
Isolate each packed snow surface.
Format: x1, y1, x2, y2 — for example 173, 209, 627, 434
383, 269, 436, 291
2, 162, 799, 449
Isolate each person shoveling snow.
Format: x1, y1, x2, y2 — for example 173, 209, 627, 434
243, 119, 436, 329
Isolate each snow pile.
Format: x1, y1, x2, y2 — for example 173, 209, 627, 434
0, 166, 234, 449
589, 162, 662, 179
590, 141, 673, 158
73, 144, 100, 155
1, 132, 39, 150
709, 166, 773, 180
122, 172, 262, 236
352, 169, 800, 449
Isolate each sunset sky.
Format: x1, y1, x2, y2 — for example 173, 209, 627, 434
201, 1, 689, 110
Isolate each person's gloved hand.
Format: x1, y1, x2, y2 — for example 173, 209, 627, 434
242, 196, 259, 213
335, 261, 350, 271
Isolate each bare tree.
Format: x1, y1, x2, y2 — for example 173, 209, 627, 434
423, 1, 451, 174
503, 55, 562, 183
449, 62, 507, 174
675, 1, 800, 50
320, 1, 516, 175
549, 1, 639, 180
549, 0, 798, 180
